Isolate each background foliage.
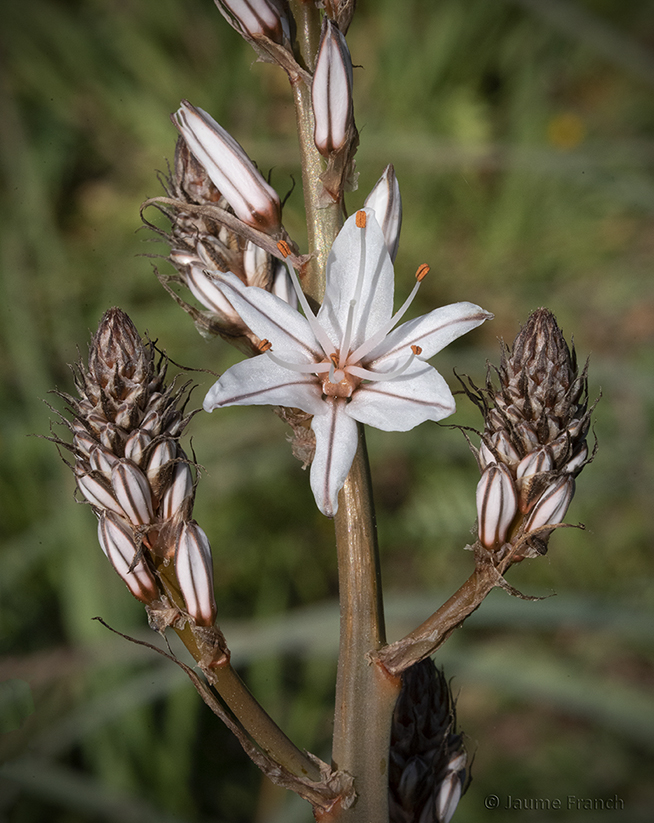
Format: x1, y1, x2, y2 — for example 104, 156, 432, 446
1, 0, 653, 821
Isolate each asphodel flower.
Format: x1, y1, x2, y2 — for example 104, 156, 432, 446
203, 208, 491, 517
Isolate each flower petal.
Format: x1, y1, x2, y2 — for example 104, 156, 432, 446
203, 356, 325, 416
346, 360, 456, 431
310, 399, 359, 517
368, 302, 492, 364
214, 271, 323, 359
318, 209, 394, 351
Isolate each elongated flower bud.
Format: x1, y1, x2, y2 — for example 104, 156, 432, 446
364, 165, 402, 262
173, 101, 282, 234
214, 0, 290, 46
525, 476, 575, 534
476, 463, 518, 549
312, 19, 354, 156
174, 522, 217, 626
98, 512, 159, 604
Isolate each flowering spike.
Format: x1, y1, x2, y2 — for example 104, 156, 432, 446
312, 19, 354, 157
174, 522, 217, 626
364, 165, 402, 262
173, 101, 282, 234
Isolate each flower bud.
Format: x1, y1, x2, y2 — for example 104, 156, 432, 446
174, 521, 217, 626
76, 470, 124, 517
436, 771, 463, 823
111, 460, 154, 526
89, 445, 119, 479
186, 265, 240, 323
476, 463, 518, 549
515, 447, 553, 480
242, 240, 272, 288
98, 512, 159, 604
161, 462, 194, 521
312, 19, 354, 156
124, 430, 152, 464
214, 0, 290, 46
364, 165, 402, 262
173, 101, 282, 234
525, 476, 575, 533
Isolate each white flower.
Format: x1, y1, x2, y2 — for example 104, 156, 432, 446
203, 209, 491, 517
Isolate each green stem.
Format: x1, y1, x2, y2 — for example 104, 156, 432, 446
330, 426, 401, 822
155, 561, 321, 782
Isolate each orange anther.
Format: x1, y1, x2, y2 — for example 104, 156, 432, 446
329, 352, 339, 367
277, 240, 291, 258
415, 263, 430, 282
355, 210, 367, 229
411, 345, 423, 356
258, 338, 272, 353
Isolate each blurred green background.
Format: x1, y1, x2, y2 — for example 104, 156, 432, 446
1, 0, 653, 820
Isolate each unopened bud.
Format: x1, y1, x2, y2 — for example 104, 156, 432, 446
476, 463, 518, 549
186, 265, 240, 323
312, 19, 354, 156
98, 512, 159, 604
515, 447, 553, 480
525, 476, 575, 533
111, 460, 154, 526
436, 771, 464, 823
214, 0, 290, 45
76, 470, 124, 517
242, 240, 272, 288
174, 521, 217, 626
364, 165, 402, 262
173, 101, 282, 233
161, 462, 194, 520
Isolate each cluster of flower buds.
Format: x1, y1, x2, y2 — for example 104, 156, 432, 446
467, 308, 594, 559
389, 659, 468, 823
53, 308, 217, 625
152, 106, 297, 355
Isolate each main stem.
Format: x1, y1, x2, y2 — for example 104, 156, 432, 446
329, 427, 400, 822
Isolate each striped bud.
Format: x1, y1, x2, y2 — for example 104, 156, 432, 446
174, 522, 217, 626
312, 19, 354, 156
214, 0, 290, 46
161, 462, 194, 521
186, 265, 239, 322
435, 771, 464, 823
242, 240, 272, 288
364, 165, 402, 262
173, 101, 282, 234
476, 463, 518, 549
515, 447, 553, 480
124, 430, 152, 464
76, 471, 124, 517
111, 460, 154, 526
98, 512, 159, 604
525, 476, 575, 533
89, 446, 119, 479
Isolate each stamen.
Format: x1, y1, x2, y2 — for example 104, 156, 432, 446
265, 349, 331, 374
349, 276, 423, 364
415, 263, 430, 282
340, 208, 369, 367
277, 240, 291, 258
281, 258, 336, 356
348, 347, 418, 382
258, 338, 272, 353
411, 345, 422, 355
